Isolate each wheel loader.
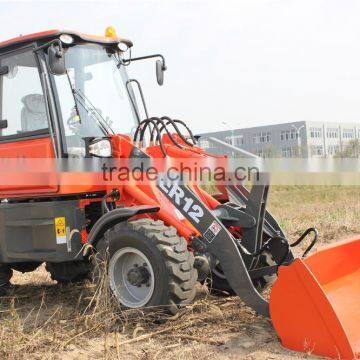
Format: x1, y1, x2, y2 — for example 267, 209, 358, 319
0, 27, 359, 359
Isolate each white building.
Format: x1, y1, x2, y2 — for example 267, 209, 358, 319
198, 121, 360, 158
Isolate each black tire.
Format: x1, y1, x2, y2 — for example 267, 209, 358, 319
0, 264, 12, 294
208, 254, 270, 295
11, 262, 41, 273
46, 261, 91, 283
95, 219, 198, 314
208, 268, 235, 295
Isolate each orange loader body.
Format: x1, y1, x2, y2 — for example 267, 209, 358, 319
0, 29, 359, 360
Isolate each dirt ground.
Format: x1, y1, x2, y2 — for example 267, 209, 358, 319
0, 186, 359, 359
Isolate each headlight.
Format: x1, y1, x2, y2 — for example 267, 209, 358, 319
117, 41, 129, 52
60, 34, 74, 45
88, 138, 112, 158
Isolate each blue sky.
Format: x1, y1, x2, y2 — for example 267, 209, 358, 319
1, 0, 360, 133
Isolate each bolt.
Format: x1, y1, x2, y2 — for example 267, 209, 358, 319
143, 263, 147, 267
134, 263, 138, 267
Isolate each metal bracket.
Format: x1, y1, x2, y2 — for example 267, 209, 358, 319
212, 204, 256, 228
157, 177, 270, 316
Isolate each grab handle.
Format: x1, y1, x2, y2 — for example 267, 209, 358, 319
290, 227, 318, 258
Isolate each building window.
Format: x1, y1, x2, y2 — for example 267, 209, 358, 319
199, 140, 210, 149
281, 147, 296, 158
327, 145, 340, 156
310, 127, 322, 138
234, 135, 244, 147
311, 145, 324, 156
326, 128, 339, 139
227, 135, 244, 147
281, 129, 298, 141
254, 132, 271, 144
343, 129, 354, 139
266, 132, 272, 142
290, 129, 298, 139
259, 148, 274, 158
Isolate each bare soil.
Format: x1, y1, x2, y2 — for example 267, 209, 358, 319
1, 186, 359, 359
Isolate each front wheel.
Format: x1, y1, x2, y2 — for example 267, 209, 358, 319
95, 219, 198, 314
208, 254, 272, 295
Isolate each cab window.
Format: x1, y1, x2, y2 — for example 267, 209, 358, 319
0, 49, 49, 139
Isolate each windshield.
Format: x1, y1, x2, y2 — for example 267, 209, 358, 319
53, 44, 139, 157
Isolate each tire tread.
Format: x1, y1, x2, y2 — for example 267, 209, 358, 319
106, 218, 197, 313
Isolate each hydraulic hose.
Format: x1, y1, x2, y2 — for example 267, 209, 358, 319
150, 116, 183, 145
160, 116, 196, 146
133, 118, 167, 157
149, 116, 197, 147
147, 117, 182, 148
101, 189, 121, 214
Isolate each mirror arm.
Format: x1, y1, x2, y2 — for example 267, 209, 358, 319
126, 54, 166, 70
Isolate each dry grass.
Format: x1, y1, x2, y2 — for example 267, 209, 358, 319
0, 186, 359, 359
269, 186, 360, 243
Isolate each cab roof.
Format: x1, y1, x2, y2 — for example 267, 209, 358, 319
0, 29, 133, 51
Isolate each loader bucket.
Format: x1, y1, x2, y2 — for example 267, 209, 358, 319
270, 237, 360, 359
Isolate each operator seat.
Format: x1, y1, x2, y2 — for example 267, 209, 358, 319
21, 94, 48, 132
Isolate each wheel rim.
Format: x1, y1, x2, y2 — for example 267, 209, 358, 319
109, 247, 155, 308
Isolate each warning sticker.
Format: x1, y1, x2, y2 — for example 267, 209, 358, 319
203, 220, 222, 244
54, 217, 67, 244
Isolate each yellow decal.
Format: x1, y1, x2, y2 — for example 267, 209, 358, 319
55, 217, 67, 244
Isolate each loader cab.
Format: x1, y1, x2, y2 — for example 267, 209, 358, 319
0, 30, 138, 197
0, 30, 138, 161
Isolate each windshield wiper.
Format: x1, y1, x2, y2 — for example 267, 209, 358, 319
74, 88, 114, 135
65, 72, 114, 135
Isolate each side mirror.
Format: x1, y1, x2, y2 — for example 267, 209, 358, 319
0, 66, 9, 76
156, 59, 166, 86
48, 44, 66, 75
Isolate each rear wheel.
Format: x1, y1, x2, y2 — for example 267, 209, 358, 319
0, 264, 12, 294
46, 261, 91, 283
95, 219, 197, 313
11, 262, 41, 273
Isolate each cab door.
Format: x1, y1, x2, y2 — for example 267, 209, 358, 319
0, 47, 59, 197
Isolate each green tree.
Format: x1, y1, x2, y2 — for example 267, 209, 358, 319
335, 139, 360, 158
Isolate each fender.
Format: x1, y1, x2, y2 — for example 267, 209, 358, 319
87, 205, 160, 248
